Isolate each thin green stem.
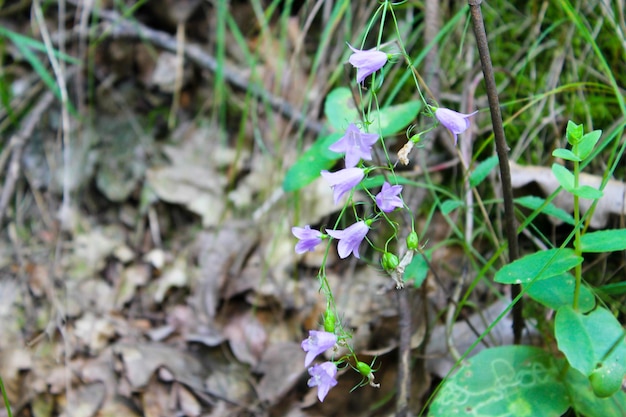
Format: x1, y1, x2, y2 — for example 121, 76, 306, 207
572, 148, 581, 310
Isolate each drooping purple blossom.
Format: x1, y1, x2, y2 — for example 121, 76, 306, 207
375, 182, 403, 213
301, 330, 338, 367
329, 123, 379, 168
320, 168, 364, 205
292, 225, 323, 254
326, 221, 369, 259
347, 43, 388, 84
307, 361, 338, 402
434, 107, 478, 145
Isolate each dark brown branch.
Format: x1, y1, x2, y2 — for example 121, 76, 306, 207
467, 0, 523, 343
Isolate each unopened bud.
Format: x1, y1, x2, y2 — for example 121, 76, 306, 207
406, 231, 419, 250
382, 252, 399, 271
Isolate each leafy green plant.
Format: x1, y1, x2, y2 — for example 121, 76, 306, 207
430, 122, 626, 416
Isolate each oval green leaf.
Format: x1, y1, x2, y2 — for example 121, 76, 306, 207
552, 148, 581, 162
469, 155, 499, 188
495, 248, 582, 284
428, 346, 568, 417
581, 229, 626, 252
282, 133, 342, 192
525, 273, 594, 312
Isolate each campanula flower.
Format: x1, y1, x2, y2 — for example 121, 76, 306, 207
375, 182, 403, 213
292, 226, 323, 254
434, 107, 478, 145
348, 43, 388, 84
329, 123, 379, 168
307, 361, 338, 402
301, 330, 338, 367
320, 168, 364, 205
326, 220, 369, 259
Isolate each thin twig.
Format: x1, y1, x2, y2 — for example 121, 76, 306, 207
467, 0, 523, 343
0, 91, 55, 226
88, 7, 326, 135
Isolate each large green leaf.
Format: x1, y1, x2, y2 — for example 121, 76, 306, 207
495, 248, 582, 284
323, 87, 420, 136
581, 229, 626, 253
282, 133, 342, 192
556, 306, 626, 397
525, 273, 594, 312
428, 346, 569, 417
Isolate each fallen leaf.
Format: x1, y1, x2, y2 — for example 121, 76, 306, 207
510, 161, 625, 228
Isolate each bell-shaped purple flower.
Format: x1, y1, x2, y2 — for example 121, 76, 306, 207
348, 43, 388, 84
375, 182, 403, 213
326, 221, 369, 259
307, 361, 338, 402
434, 107, 478, 145
329, 123, 379, 168
320, 168, 364, 205
292, 225, 323, 254
301, 330, 337, 367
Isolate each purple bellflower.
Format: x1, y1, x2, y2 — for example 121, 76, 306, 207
307, 361, 338, 402
326, 220, 369, 259
434, 107, 478, 145
375, 182, 403, 213
329, 123, 379, 168
320, 168, 364, 205
348, 43, 388, 84
292, 225, 323, 254
301, 330, 338, 367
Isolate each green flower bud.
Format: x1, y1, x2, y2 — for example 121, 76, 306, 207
406, 231, 419, 250
381, 252, 399, 271
356, 361, 372, 377
409, 133, 421, 144
323, 309, 336, 333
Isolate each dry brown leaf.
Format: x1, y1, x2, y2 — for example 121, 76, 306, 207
57, 382, 106, 417
174, 382, 202, 417
222, 310, 267, 366
0, 348, 32, 405
204, 363, 254, 405
142, 376, 170, 417
510, 161, 626, 228
113, 343, 206, 390
115, 264, 151, 309
152, 256, 188, 304
73, 313, 116, 355
256, 342, 304, 405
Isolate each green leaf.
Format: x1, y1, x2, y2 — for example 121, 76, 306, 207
428, 346, 569, 417
572, 185, 603, 200
323, 87, 421, 136
282, 133, 342, 192
581, 229, 626, 252
440, 199, 463, 215
565, 367, 626, 416
525, 273, 595, 312
495, 248, 582, 284
577, 130, 602, 160
566, 120, 584, 145
556, 305, 626, 396
515, 195, 575, 226
469, 155, 499, 187
552, 148, 581, 162
403, 249, 430, 288
324, 88, 358, 131
555, 306, 596, 375
372, 99, 422, 136
551, 163, 575, 192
